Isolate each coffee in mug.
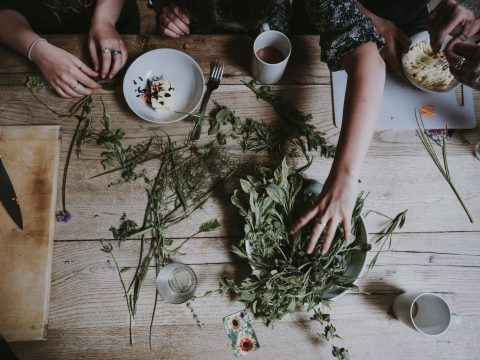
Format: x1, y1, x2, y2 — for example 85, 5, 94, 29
256, 46, 285, 64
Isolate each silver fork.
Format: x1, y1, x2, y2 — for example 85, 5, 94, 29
190, 60, 224, 141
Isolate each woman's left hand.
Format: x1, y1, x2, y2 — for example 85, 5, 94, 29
290, 174, 358, 255
88, 21, 128, 79
447, 42, 480, 90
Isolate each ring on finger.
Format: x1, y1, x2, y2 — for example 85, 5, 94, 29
459, 34, 468, 42
70, 80, 79, 90
102, 47, 111, 53
314, 217, 327, 228
78, 64, 84, 71
111, 49, 122, 56
454, 57, 466, 71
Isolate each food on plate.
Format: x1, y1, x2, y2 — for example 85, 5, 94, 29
135, 76, 175, 112
403, 41, 455, 91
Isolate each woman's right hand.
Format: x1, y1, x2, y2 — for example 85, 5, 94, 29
157, 5, 191, 38
31, 41, 100, 98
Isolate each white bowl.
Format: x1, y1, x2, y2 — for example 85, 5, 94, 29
245, 180, 369, 302
401, 31, 459, 93
123, 48, 205, 123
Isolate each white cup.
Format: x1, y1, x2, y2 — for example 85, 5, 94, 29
392, 292, 452, 336
251, 24, 291, 85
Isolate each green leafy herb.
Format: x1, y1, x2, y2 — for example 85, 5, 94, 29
366, 209, 408, 270
220, 160, 369, 358
25, 74, 45, 93
416, 110, 474, 223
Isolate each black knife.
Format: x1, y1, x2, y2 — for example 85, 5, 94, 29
0, 157, 23, 230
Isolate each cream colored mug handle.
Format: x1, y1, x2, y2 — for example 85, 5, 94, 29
261, 22, 270, 33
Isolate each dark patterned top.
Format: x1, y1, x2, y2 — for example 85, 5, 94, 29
156, 0, 384, 71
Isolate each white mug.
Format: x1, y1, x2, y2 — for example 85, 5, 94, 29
392, 292, 454, 336
251, 24, 291, 85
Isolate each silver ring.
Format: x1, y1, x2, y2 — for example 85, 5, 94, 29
71, 80, 79, 90
78, 64, 84, 71
103, 47, 111, 53
314, 217, 327, 228
454, 57, 466, 71
459, 34, 468, 42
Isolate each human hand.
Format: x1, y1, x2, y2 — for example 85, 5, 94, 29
428, 0, 480, 54
447, 42, 480, 90
157, 5, 190, 38
374, 18, 411, 79
88, 21, 128, 79
290, 174, 357, 255
31, 42, 100, 98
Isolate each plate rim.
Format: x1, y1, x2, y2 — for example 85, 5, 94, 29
122, 48, 205, 124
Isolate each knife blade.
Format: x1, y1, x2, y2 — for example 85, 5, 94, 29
0, 156, 23, 230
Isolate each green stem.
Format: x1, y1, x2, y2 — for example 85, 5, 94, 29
62, 117, 83, 212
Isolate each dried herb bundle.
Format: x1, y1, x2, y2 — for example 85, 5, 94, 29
191, 80, 336, 161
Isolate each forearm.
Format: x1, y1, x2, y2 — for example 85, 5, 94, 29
92, 0, 127, 26
0, 10, 42, 58
329, 42, 385, 180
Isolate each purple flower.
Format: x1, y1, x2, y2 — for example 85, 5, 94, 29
56, 210, 73, 223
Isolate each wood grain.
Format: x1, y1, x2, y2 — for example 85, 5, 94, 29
1, 34, 479, 359
0, 126, 60, 341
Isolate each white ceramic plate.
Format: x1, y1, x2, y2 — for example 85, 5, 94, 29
245, 180, 369, 302
123, 48, 205, 123
401, 31, 459, 93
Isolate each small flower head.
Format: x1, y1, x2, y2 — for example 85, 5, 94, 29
227, 314, 242, 332
237, 335, 256, 353
56, 210, 73, 223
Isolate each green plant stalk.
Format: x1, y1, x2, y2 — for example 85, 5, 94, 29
416, 110, 474, 223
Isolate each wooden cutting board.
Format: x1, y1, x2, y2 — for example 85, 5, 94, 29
0, 125, 60, 342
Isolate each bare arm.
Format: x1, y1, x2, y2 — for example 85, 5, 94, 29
291, 42, 385, 254
0, 9, 100, 98
0, 10, 42, 58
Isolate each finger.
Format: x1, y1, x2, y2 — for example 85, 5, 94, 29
290, 207, 320, 234
120, 42, 128, 67
342, 218, 352, 242
73, 68, 100, 89
88, 40, 99, 73
160, 25, 180, 38
321, 218, 341, 255
52, 84, 71, 98
434, 11, 464, 52
71, 82, 93, 96
451, 42, 480, 59
450, 61, 478, 79
100, 46, 112, 79
165, 16, 186, 36
166, 11, 189, 34
60, 81, 83, 98
108, 48, 124, 78
173, 6, 190, 25
387, 52, 405, 79
397, 30, 412, 53
306, 220, 328, 255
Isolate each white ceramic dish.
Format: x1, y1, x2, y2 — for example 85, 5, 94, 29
401, 31, 459, 93
245, 180, 369, 302
123, 48, 205, 123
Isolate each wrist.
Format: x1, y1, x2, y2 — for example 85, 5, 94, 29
30, 40, 52, 65
92, 11, 117, 27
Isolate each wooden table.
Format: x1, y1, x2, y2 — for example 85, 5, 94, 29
2, 35, 479, 360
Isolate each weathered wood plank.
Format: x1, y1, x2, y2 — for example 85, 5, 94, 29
10, 317, 480, 360
40, 238, 480, 330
